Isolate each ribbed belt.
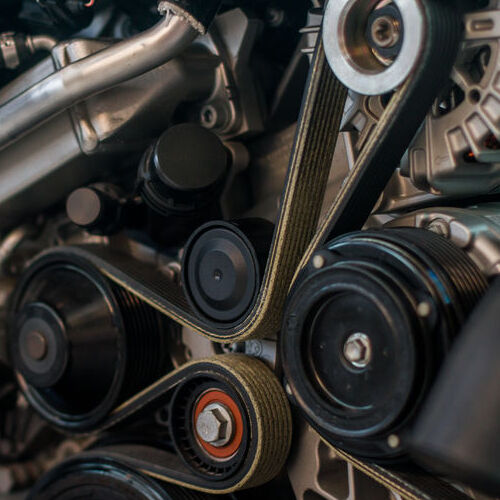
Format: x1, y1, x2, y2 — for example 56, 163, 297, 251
288, 1, 467, 498
41, 354, 292, 494
38, 36, 347, 343
33, 0, 467, 496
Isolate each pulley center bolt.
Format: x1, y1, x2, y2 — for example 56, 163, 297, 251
343, 332, 372, 368
25, 331, 48, 361
195, 402, 234, 448
370, 15, 400, 49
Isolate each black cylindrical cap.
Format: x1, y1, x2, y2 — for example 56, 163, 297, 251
139, 124, 228, 216
66, 186, 122, 234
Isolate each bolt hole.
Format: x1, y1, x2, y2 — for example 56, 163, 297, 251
373, 18, 393, 46
469, 89, 481, 103
203, 109, 214, 123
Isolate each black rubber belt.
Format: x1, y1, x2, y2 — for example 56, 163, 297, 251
31, 0, 466, 497
289, 0, 467, 498
39, 36, 348, 343
32, 354, 292, 494
297, 0, 464, 269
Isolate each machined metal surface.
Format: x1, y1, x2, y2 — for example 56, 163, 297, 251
0, 7, 264, 231
341, 1, 500, 199
0, 36, 215, 231
387, 204, 500, 277
195, 8, 265, 138
287, 420, 402, 500
403, 1, 500, 195
0, 13, 198, 149
340, 91, 442, 212
323, 0, 424, 95
0, 1, 499, 498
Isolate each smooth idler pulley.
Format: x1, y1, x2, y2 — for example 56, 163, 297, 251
9, 252, 173, 432
282, 228, 487, 461
323, 0, 425, 95
182, 219, 274, 327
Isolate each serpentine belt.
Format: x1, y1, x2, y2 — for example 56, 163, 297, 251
29, 354, 292, 494
35, 350, 468, 498
38, 34, 347, 344
33, 0, 468, 497
296, 0, 464, 271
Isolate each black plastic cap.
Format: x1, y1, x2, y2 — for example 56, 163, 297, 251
182, 219, 274, 325
139, 124, 228, 216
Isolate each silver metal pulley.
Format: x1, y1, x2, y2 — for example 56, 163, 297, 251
323, 0, 425, 95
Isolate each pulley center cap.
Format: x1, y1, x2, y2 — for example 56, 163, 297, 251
25, 330, 48, 361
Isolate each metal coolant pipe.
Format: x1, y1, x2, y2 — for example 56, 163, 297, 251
0, 13, 198, 149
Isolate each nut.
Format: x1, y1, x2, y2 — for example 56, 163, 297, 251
343, 332, 372, 368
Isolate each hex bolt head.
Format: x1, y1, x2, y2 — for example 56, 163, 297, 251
195, 402, 234, 448
200, 104, 230, 131
371, 15, 401, 49
343, 332, 372, 368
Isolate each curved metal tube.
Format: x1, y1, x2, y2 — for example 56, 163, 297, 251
0, 14, 198, 149
27, 35, 58, 53
0, 225, 34, 275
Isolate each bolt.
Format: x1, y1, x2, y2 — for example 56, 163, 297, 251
387, 434, 400, 449
201, 105, 218, 128
417, 301, 432, 318
195, 403, 234, 447
312, 254, 326, 269
200, 104, 229, 131
427, 219, 450, 238
343, 332, 372, 368
25, 331, 48, 361
266, 7, 285, 27
371, 15, 400, 49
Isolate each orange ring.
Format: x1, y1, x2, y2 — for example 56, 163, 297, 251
193, 389, 244, 459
